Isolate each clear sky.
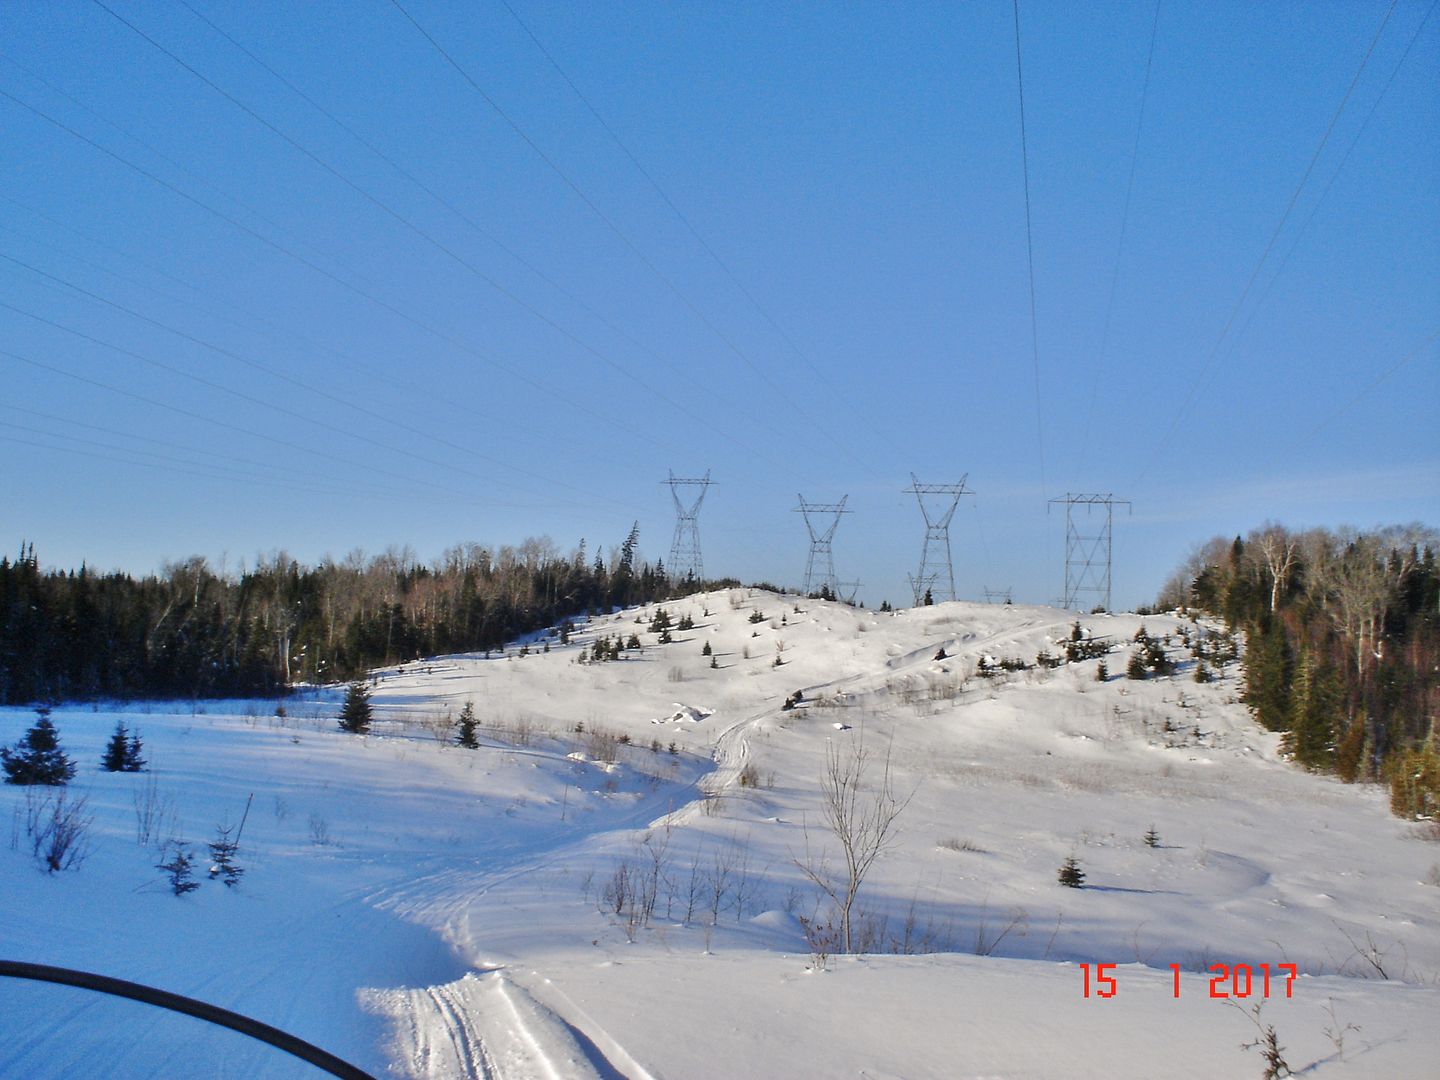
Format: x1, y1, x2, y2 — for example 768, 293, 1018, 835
2, 0, 1436, 610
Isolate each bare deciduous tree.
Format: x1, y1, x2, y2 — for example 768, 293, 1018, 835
796, 729, 912, 953
1252, 523, 1300, 613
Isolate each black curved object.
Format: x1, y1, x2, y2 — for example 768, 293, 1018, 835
0, 960, 376, 1079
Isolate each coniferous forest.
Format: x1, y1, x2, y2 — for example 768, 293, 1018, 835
1157, 523, 1439, 819
0, 527, 721, 705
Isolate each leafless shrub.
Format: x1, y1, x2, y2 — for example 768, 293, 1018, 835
667, 666, 685, 684
583, 726, 623, 763
1332, 923, 1408, 981
891, 895, 956, 955
1321, 998, 1360, 1060
1229, 1000, 1291, 1080
419, 710, 453, 745
15, 788, 93, 872
132, 774, 176, 848
738, 762, 761, 788
971, 903, 1028, 956
798, 910, 841, 971
308, 812, 331, 846
795, 728, 913, 953
938, 837, 985, 853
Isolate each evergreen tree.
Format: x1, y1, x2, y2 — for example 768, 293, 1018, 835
1058, 856, 1086, 888
125, 731, 146, 771
1284, 650, 1339, 769
1095, 660, 1109, 682
1144, 826, 1161, 848
455, 701, 479, 749
701, 640, 712, 656
102, 720, 132, 772
1126, 652, 1148, 680
922, 588, 934, 606
1243, 616, 1292, 733
2, 707, 76, 785
337, 681, 372, 734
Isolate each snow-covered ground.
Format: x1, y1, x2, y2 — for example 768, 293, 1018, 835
3, 591, 1437, 1078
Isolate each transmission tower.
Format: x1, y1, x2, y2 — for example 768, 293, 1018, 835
1048, 493, 1131, 612
905, 474, 972, 605
794, 495, 850, 596
983, 587, 1013, 605
664, 470, 712, 583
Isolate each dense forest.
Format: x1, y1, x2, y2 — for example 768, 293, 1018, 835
1158, 523, 1439, 819
0, 527, 722, 704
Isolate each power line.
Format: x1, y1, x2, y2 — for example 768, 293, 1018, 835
1072, 0, 1162, 486
0, 291, 614, 506
0, 345, 548, 507
0, 402, 436, 501
169, 0, 792, 475
87, 0, 698, 454
1, 250, 618, 502
387, 0, 881, 480
1192, 0, 1438, 412
495, 0, 911, 462
0, 420, 451, 505
1011, 0, 1048, 500
1133, 0, 1401, 490
1291, 328, 1440, 452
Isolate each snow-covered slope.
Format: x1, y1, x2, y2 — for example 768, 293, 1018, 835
2, 590, 1436, 1078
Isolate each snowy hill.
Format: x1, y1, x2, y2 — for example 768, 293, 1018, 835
2, 590, 1437, 1078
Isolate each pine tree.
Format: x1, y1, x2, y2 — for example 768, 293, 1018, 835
1095, 660, 1109, 682
2, 707, 76, 785
101, 720, 131, 772
1058, 856, 1086, 888
1126, 652, 1148, 680
922, 588, 934, 606
701, 640, 712, 656
455, 701, 479, 749
337, 681, 372, 734
1144, 826, 1161, 848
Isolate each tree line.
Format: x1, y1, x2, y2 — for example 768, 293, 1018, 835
0, 527, 724, 704
1157, 523, 1439, 818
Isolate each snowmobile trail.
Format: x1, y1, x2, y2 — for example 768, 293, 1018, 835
374, 970, 637, 1080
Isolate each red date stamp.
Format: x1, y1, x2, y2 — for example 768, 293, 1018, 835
1079, 962, 1299, 999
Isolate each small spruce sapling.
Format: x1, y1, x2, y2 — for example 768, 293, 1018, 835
1144, 826, 1161, 848
101, 721, 147, 772
1058, 856, 1086, 888
338, 681, 373, 734
2, 707, 76, 786
1126, 652, 1148, 680
1095, 660, 1109, 682
455, 701, 479, 749
158, 843, 201, 896
102, 721, 131, 772
208, 825, 244, 886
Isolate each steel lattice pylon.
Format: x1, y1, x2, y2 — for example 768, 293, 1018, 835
905, 474, 972, 606
1048, 493, 1131, 611
794, 494, 850, 596
665, 470, 712, 583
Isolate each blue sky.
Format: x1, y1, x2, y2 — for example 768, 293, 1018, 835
2, 0, 1436, 610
